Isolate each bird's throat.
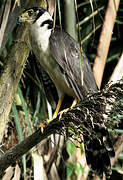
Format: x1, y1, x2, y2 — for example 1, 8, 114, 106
30, 23, 51, 52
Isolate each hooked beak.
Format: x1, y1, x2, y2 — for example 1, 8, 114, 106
17, 16, 23, 24
17, 16, 32, 24
17, 12, 34, 24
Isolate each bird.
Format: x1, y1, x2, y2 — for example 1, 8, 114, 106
18, 7, 114, 178
18, 7, 98, 119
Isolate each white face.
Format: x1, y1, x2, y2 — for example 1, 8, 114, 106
36, 11, 53, 28
30, 11, 53, 52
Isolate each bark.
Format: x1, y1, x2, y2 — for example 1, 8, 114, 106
93, 0, 120, 88
0, 0, 49, 143
0, 24, 30, 142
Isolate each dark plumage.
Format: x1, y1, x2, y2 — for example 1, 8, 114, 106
50, 27, 98, 99
19, 7, 114, 178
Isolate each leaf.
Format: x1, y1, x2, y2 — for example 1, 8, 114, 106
75, 163, 84, 176
2, 166, 14, 180
80, 143, 85, 155
12, 164, 21, 180
115, 19, 123, 24
67, 162, 74, 177
80, 164, 84, 176
66, 141, 76, 157
75, 164, 81, 176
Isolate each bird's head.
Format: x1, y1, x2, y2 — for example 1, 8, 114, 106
18, 7, 53, 29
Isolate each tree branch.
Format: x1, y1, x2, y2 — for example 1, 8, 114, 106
0, 24, 30, 142
93, 0, 120, 88
0, 0, 49, 142
0, 118, 61, 173
0, 78, 122, 177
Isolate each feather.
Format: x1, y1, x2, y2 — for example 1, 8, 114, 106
50, 27, 98, 100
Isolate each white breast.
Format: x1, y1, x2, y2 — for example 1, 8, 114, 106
29, 21, 75, 98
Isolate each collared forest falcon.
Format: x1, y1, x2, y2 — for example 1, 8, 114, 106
18, 7, 98, 119
18, 7, 115, 178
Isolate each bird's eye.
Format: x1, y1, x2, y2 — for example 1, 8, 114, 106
28, 10, 33, 16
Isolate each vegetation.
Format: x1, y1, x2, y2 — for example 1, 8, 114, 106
0, 0, 123, 179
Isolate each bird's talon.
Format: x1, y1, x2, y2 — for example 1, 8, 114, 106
40, 121, 47, 133
59, 108, 69, 119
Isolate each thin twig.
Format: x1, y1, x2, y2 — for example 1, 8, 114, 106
77, 6, 104, 26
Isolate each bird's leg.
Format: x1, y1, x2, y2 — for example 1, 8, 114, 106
59, 98, 78, 119
40, 97, 78, 132
40, 96, 64, 132
40, 121, 47, 133
48, 96, 64, 122
71, 97, 78, 108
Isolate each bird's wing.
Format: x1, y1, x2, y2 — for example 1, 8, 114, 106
28, 52, 58, 110
49, 28, 98, 100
